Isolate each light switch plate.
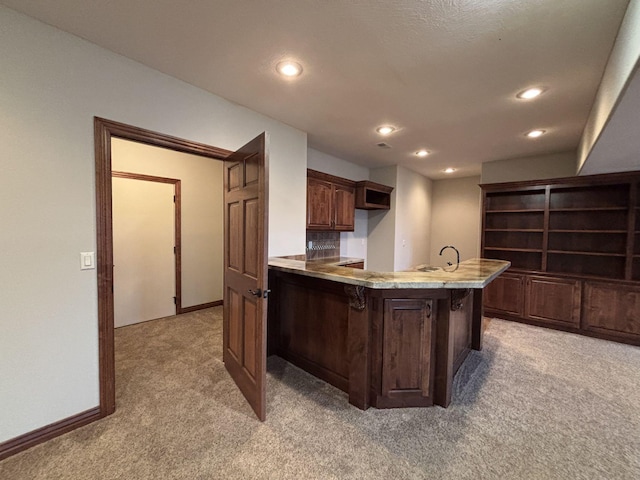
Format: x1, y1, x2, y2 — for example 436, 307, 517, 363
80, 252, 95, 270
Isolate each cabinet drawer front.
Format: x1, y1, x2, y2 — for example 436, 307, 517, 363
525, 276, 581, 328
583, 282, 640, 340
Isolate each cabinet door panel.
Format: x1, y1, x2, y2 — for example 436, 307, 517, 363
583, 282, 640, 341
307, 178, 333, 229
483, 273, 524, 316
381, 299, 433, 402
333, 184, 355, 231
525, 276, 581, 327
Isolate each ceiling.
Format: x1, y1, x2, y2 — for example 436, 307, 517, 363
1, 0, 632, 179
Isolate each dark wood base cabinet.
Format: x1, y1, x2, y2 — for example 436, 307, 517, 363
525, 276, 581, 329
484, 273, 524, 317
484, 272, 640, 346
583, 282, 640, 343
482, 171, 640, 347
268, 270, 480, 409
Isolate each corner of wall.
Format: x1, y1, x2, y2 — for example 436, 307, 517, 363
577, 0, 640, 173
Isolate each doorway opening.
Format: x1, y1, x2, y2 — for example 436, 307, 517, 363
95, 117, 231, 417
112, 171, 180, 327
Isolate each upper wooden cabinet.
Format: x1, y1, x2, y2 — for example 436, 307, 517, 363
307, 169, 355, 231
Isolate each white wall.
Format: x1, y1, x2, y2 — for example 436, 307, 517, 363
394, 167, 432, 271
0, 7, 307, 443
367, 166, 432, 271
367, 167, 398, 271
429, 176, 481, 268
112, 139, 224, 308
307, 148, 370, 262
578, 0, 640, 173
481, 151, 576, 184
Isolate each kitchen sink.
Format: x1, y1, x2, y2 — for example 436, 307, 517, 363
416, 266, 440, 272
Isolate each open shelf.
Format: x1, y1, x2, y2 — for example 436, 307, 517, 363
548, 231, 627, 255
547, 252, 625, 279
485, 189, 545, 211
549, 184, 629, 210
484, 247, 543, 253
549, 209, 628, 231
486, 209, 545, 213
485, 211, 544, 230
548, 207, 628, 212
549, 229, 627, 233
485, 230, 543, 250
482, 249, 542, 270
485, 228, 544, 232
547, 250, 626, 257
355, 180, 393, 210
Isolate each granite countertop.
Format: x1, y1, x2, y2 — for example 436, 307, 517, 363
268, 257, 510, 289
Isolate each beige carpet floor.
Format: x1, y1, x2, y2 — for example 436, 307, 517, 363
1, 306, 640, 479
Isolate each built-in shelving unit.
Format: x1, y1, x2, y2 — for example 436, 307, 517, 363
634, 190, 640, 281
483, 187, 546, 271
480, 171, 640, 346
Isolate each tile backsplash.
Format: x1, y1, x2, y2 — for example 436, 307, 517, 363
306, 231, 340, 260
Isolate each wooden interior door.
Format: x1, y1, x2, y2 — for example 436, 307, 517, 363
223, 132, 269, 421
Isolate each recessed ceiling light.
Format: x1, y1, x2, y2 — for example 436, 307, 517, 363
517, 87, 544, 100
444, 168, 456, 174
276, 61, 303, 77
526, 129, 546, 138
415, 149, 430, 157
376, 125, 396, 136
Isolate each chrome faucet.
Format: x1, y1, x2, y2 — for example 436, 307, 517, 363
439, 245, 460, 266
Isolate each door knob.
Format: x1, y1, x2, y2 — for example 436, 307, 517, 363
248, 288, 262, 297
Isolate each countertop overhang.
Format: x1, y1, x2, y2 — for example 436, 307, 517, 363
268, 257, 510, 289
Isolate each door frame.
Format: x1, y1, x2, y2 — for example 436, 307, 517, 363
94, 117, 231, 417
112, 171, 182, 317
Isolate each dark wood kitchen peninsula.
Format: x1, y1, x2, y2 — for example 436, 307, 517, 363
267, 257, 510, 410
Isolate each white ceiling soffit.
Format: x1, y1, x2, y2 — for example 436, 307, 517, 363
1, 0, 631, 179
580, 61, 640, 176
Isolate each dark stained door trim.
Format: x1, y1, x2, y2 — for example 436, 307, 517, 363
95, 117, 231, 417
